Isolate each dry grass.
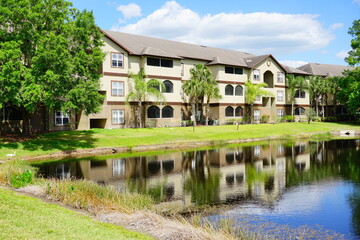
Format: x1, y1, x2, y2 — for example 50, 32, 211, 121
0, 159, 36, 185
44, 179, 154, 214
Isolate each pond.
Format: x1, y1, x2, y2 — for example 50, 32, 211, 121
35, 139, 360, 238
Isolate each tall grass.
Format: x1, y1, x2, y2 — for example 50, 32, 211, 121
0, 159, 36, 186
45, 179, 154, 213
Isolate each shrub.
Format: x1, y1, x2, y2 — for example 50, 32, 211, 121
261, 115, 269, 123
324, 117, 337, 122
10, 170, 33, 188
313, 117, 322, 122
285, 115, 295, 122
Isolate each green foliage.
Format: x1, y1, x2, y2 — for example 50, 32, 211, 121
10, 170, 33, 188
261, 115, 270, 123
284, 115, 295, 122
346, 19, 360, 66
286, 74, 309, 116
305, 108, 317, 124
126, 68, 165, 128
337, 68, 360, 114
0, 0, 105, 134
323, 116, 338, 122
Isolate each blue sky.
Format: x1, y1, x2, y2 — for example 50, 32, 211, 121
71, 0, 360, 68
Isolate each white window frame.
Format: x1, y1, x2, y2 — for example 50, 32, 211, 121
111, 53, 123, 68
277, 91, 284, 102
113, 159, 125, 177
111, 81, 124, 96
112, 110, 124, 124
277, 72, 284, 83
55, 111, 69, 126
254, 110, 260, 121
277, 109, 284, 118
253, 69, 260, 81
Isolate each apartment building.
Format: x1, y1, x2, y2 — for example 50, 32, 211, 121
75, 30, 312, 130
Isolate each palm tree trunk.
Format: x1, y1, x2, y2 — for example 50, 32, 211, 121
316, 97, 319, 117
205, 99, 210, 126
291, 101, 294, 117
191, 101, 196, 127
321, 95, 325, 120
138, 101, 142, 128
250, 104, 254, 124
333, 94, 337, 117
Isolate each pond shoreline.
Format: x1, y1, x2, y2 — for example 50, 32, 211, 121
21, 130, 359, 162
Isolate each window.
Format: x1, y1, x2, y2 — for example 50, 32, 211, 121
111, 81, 124, 96
295, 90, 306, 98
235, 106, 243, 117
162, 80, 173, 93
294, 107, 305, 116
277, 109, 284, 118
55, 111, 69, 125
147, 57, 173, 68
254, 145, 261, 157
277, 91, 284, 101
235, 85, 243, 96
147, 105, 160, 118
225, 85, 234, 95
112, 110, 124, 124
113, 159, 125, 177
162, 106, 174, 118
225, 106, 234, 117
277, 72, 284, 83
253, 69, 260, 80
254, 110, 260, 121
225, 66, 243, 75
111, 53, 123, 68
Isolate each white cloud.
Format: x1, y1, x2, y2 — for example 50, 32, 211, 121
280, 60, 308, 68
330, 23, 344, 30
112, 1, 334, 55
336, 50, 349, 60
117, 3, 142, 19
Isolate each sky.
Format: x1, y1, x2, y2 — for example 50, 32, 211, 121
70, 0, 360, 68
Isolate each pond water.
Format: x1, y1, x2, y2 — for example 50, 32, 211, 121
35, 139, 360, 238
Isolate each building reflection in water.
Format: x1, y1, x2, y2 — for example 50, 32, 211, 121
36, 139, 360, 208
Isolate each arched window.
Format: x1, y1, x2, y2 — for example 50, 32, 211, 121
225, 106, 234, 117
235, 106, 243, 117
147, 105, 160, 118
294, 107, 305, 116
162, 106, 174, 118
235, 85, 243, 96
225, 85, 234, 95
162, 80, 173, 93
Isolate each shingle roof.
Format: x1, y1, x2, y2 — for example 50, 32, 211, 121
297, 63, 354, 77
281, 65, 311, 75
102, 30, 255, 68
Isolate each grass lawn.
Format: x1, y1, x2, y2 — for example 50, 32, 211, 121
0, 122, 359, 160
0, 188, 152, 240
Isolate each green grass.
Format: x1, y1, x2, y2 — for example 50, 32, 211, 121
0, 122, 359, 160
0, 188, 153, 240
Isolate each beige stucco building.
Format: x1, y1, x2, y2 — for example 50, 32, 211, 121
72, 30, 312, 130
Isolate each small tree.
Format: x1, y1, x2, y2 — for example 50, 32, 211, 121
244, 81, 273, 124
126, 68, 165, 128
305, 108, 317, 124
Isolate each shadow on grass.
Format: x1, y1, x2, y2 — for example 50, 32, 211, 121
0, 130, 97, 153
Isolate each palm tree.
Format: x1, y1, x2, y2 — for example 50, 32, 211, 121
126, 68, 165, 128
286, 75, 308, 116
309, 76, 323, 117
244, 80, 273, 123
182, 64, 221, 126
326, 76, 341, 116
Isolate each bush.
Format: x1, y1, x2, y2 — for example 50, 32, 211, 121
336, 114, 358, 122
324, 117, 337, 122
285, 115, 295, 122
10, 170, 33, 188
313, 117, 322, 122
261, 115, 270, 123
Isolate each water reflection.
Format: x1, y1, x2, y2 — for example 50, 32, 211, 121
36, 139, 359, 208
